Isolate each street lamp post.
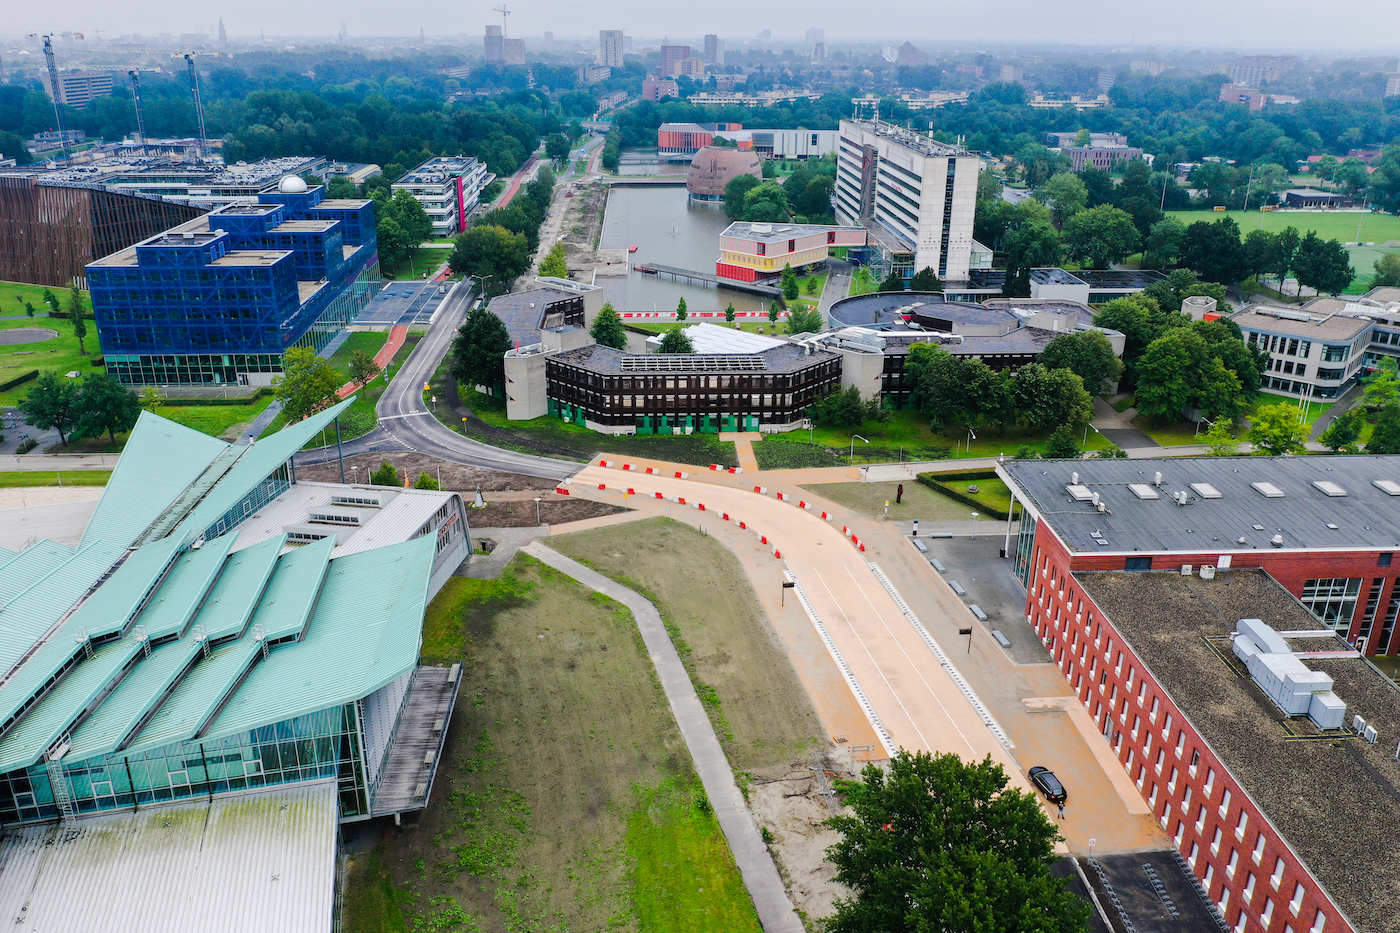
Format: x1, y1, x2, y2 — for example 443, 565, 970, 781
468, 273, 493, 297
850, 434, 869, 464
534, 497, 543, 525
1083, 423, 1102, 446
966, 426, 977, 457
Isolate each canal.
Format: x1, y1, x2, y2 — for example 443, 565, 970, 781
598, 185, 767, 315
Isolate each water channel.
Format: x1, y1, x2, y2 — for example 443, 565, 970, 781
598, 175, 768, 316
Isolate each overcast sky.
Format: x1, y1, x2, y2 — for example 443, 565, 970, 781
10, 0, 1400, 53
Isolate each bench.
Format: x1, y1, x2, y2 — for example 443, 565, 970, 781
930, 559, 947, 573
968, 604, 988, 622
910, 538, 929, 553
949, 580, 967, 597
992, 630, 1012, 649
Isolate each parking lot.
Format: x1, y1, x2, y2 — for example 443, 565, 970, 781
355, 281, 450, 326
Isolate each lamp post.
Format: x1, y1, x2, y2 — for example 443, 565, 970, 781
1194, 416, 1217, 437
966, 426, 977, 457
468, 273, 492, 297
534, 497, 542, 525
850, 434, 869, 464
1083, 422, 1102, 448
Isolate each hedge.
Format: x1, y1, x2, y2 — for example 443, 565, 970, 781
0, 370, 38, 392
157, 388, 272, 407
916, 469, 1013, 521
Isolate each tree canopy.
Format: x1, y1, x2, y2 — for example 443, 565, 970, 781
73, 374, 142, 443
1248, 403, 1309, 456
1060, 205, 1140, 270
273, 348, 343, 424
448, 225, 530, 295
450, 307, 512, 392
1038, 330, 1124, 395
19, 372, 81, 445
590, 302, 628, 350
657, 329, 695, 353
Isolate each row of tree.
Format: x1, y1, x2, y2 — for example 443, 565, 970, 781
903, 344, 1096, 434
446, 166, 557, 295
722, 155, 838, 224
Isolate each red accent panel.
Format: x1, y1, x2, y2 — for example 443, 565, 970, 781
715, 261, 759, 282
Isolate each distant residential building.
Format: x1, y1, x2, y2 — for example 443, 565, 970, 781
1130, 59, 1165, 76
804, 27, 824, 48
504, 37, 526, 66
999, 64, 1024, 83
1220, 83, 1265, 110
1027, 94, 1111, 111
811, 41, 826, 65
715, 221, 866, 281
1386, 73, 1400, 98
391, 156, 493, 237
598, 29, 624, 67
1065, 146, 1146, 171
1045, 131, 1129, 148
578, 64, 611, 84
889, 92, 971, 110
685, 90, 823, 107
897, 41, 929, 68
484, 25, 504, 64
703, 34, 720, 65
660, 44, 691, 77
686, 147, 762, 202
641, 77, 680, 101
834, 119, 981, 282
1096, 69, 1116, 92
43, 71, 114, 108
1227, 61, 1281, 86
595, 90, 628, 113
955, 64, 984, 79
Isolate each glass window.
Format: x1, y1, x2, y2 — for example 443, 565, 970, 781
1301, 578, 1362, 631
1322, 344, 1348, 362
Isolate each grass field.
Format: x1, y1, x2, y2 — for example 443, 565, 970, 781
552, 518, 824, 770
384, 249, 451, 281
922, 472, 1017, 516
1131, 391, 1335, 447
354, 554, 761, 933
1165, 210, 1400, 295
262, 333, 421, 443
0, 470, 111, 488
0, 282, 98, 408
800, 479, 983, 523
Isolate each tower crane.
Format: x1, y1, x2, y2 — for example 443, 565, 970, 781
40, 35, 71, 160
184, 54, 208, 161
128, 71, 147, 152
492, 5, 511, 38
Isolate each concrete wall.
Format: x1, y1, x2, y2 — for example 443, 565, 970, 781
504, 352, 549, 420
835, 348, 885, 398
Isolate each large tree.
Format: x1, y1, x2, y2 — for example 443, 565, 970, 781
1013, 364, 1093, 431
19, 372, 81, 445
785, 306, 823, 335
1033, 172, 1087, 229
1142, 217, 1186, 269
1247, 403, 1309, 456
1134, 330, 1244, 423
447, 225, 530, 295
273, 347, 343, 423
1061, 205, 1139, 270
1292, 232, 1355, 296
68, 287, 89, 356
1180, 218, 1248, 285
450, 307, 512, 393
825, 750, 1087, 933
909, 267, 943, 292
73, 374, 142, 443
1368, 405, 1400, 454
657, 329, 695, 353
1038, 330, 1124, 395
905, 344, 970, 429
723, 174, 762, 220
590, 302, 627, 350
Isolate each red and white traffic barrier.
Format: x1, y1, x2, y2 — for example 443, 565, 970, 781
674, 471, 688, 479
738, 521, 747, 530
677, 497, 686, 505
729, 466, 743, 474
820, 511, 832, 521
621, 463, 635, 471
600, 459, 614, 468
773, 547, 782, 558
797, 500, 811, 510
776, 492, 790, 502
653, 491, 664, 499
696, 503, 706, 511
556, 487, 570, 496
760, 534, 769, 545
754, 486, 768, 495
710, 463, 721, 471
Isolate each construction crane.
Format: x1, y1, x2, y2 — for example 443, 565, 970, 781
40, 35, 71, 160
184, 54, 208, 161
128, 71, 146, 153
492, 4, 511, 38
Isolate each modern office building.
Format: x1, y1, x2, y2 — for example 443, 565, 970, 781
715, 221, 866, 281
391, 156, 493, 237
657, 123, 837, 161
0, 398, 468, 834
686, 147, 762, 202
1220, 84, 1266, 111
659, 44, 691, 77
1230, 295, 1397, 399
1130, 59, 1167, 76
87, 176, 380, 386
641, 77, 680, 101
1044, 131, 1130, 148
999, 455, 1400, 933
504, 38, 526, 66
834, 119, 982, 283
1064, 145, 1146, 171
703, 34, 721, 65
598, 29, 624, 68
1227, 61, 1283, 86
43, 70, 115, 107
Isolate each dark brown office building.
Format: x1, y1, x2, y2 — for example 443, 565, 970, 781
0, 176, 205, 288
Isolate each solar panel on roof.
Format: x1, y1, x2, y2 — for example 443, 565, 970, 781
1251, 482, 1285, 498
619, 355, 767, 372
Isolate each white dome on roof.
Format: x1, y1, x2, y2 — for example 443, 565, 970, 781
278, 175, 309, 193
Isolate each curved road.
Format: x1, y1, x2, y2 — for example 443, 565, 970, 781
300, 278, 579, 481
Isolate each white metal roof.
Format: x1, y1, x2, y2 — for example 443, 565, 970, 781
645, 322, 787, 355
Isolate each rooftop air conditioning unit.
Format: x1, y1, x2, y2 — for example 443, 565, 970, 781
1181, 564, 1193, 576
1199, 564, 1217, 580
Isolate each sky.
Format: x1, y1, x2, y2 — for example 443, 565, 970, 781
9, 0, 1400, 53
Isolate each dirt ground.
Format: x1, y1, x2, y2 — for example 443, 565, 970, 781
550, 518, 854, 921
800, 479, 978, 523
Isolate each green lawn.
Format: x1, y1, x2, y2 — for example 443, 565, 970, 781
921, 471, 1017, 516
261, 333, 421, 443
0, 470, 112, 488
1130, 391, 1336, 447
848, 270, 878, 297
155, 395, 276, 440
384, 249, 450, 281
1246, 392, 1335, 427
0, 282, 99, 407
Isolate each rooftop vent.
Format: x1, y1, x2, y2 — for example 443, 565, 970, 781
1311, 480, 1348, 497
1251, 482, 1285, 498
329, 491, 386, 508
1129, 483, 1159, 500
1232, 618, 1346, 729
1373, 480, 1400, 496
307, 507, 366, 526
1190, 482, 1222, 499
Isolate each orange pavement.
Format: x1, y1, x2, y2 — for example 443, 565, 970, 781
336, 325, 408, 399
570, 463, 1027, 788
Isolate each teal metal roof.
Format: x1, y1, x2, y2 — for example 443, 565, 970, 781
64, 639, 203, 764
248, 537, 334, 643
203, 535, 434, 745
0, 541, 75, 605
172, 398, 356, 542
65, 535, 185, 640
0, 639, 142, 774
122, 639, 263, 758
0, 547, 17, 570
0, 541, 125, 680
131, 532, 240, 640
81, 411, 229, 550
186, 534, 285, 642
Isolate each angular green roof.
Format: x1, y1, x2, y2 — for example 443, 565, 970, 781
0, 540, 125, 680
66, 535, 185, 639
132, 532, 240, 641
81, 411, 228, 550
0, 541, 75, 605
172, 397, 356, 542
64, 639, 203, 764
203, 535, 434, 745
247, 537, 334, 643
0, 639, 141, 774
186, 535, 285, 642
0, 547, 17, 569
122, 639, 263, 758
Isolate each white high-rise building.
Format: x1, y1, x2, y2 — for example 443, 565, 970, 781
834, 120, 982, 282
598, 29, 624, 68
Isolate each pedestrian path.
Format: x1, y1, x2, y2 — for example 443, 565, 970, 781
720, 431, 761, 473
336, 324, 408, 399
521, 542, 805, 933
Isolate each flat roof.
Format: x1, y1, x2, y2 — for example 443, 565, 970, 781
1001, 455, 1400, 553
720, 221, 865, 243
1073, 270, 1168, 288
1231, 306, 1372, 341
552, 341, 837, 375
485, 288, 579, 344
0, 782, 337, 933
829, 293, 1012, 329
271, 219, 338, 233
1076, 569, 1400, 933
647, 322, 787, 355
209, 250, 289, 267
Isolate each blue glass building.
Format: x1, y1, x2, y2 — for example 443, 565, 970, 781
88, 176, 381, 386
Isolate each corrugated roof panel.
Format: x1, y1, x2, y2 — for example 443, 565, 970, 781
65, 535, 185, 640
80, 411, 229, 550
248, 537, 334, 642
0, 540, 75, 604
203, 536, 434, 745
0, 639, 141, 774
65, 639, 203, 764
0, 547, 17, 570
133, 532, 240, 640
187, 534, 285, 642
173, 397, 356, 542
0, 541, 125, 679
122, 639, 263, 757
0, 782, 336, 933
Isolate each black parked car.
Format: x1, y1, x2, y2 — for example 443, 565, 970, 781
1029, 766, 1067, 804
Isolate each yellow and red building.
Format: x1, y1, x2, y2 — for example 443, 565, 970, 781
715, 221, 866, 282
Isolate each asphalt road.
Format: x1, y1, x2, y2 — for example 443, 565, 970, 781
300, 279, 580, 481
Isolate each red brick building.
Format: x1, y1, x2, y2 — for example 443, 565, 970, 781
998, 457, 1400, 933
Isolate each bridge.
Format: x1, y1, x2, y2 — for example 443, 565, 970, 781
604, 177, 688, 187
634, 262, 783, 298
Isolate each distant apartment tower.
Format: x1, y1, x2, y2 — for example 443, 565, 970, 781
641, 77, 680, 101
1220, 83, 1265, 111
43, 71, 115, 108
1096, 69, 1116, 92
805, 27, 824, 49
1130, 59, 1166, 76
1227, 61, 1282, 85
504, 38, 526, 65
703, 34, 720, 66
999, 65, 1024, 84
391, 156, 494, 237
811, 41, 826, 65
598, 30, 624, 67
484, 25, 504, 64
1386, 74, 1400, 98
660, 44, 691, 77
834, 119, 981, 282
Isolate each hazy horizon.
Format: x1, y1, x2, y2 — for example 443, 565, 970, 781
7, 0, 1400, 54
